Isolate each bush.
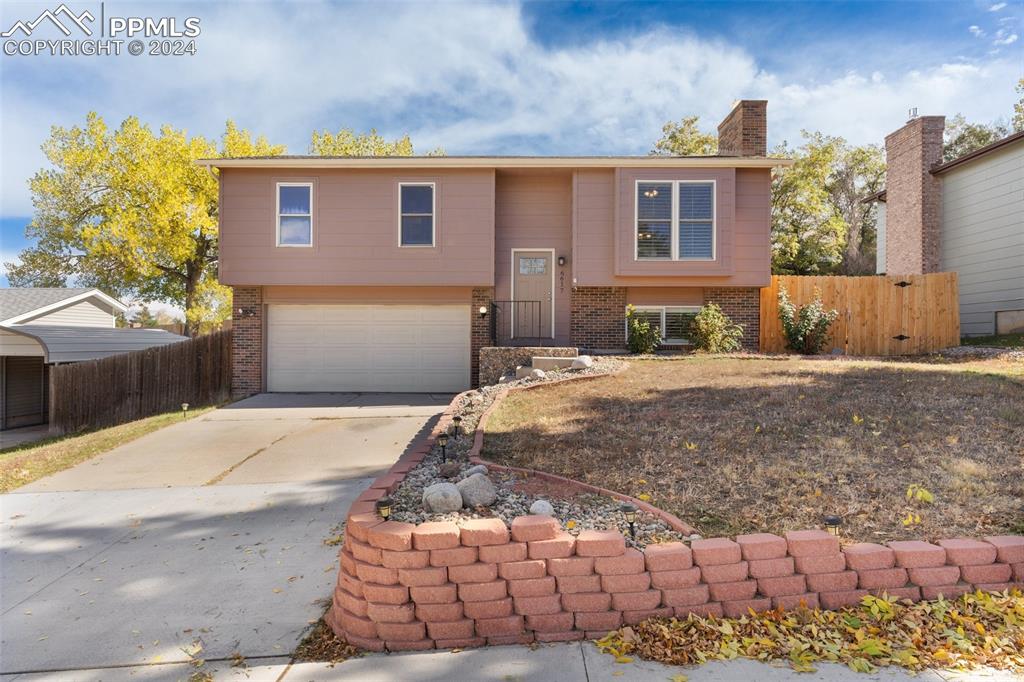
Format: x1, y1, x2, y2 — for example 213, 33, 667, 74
625, 304, 661, 354
777, 287, 839, 354
691, 303, 744, 353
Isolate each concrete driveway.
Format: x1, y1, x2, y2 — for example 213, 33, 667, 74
0, 393, 449, 677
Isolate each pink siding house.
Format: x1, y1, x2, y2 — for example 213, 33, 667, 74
201, 100, 790, 396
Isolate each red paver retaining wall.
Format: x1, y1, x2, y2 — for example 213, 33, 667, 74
326, 377, 1024, 652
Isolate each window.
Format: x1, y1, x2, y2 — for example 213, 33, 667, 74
400, 183, 435, 246
519, 257, 547, 275
277, 183, 313, 247
635, 181, 715, 260
625, 305, 699, 344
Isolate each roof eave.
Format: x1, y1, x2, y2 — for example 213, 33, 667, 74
930, 130, 1024, 175
196, 156, 794, 171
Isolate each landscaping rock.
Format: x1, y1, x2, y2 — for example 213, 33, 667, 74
530, 499, 555, 516
422, 482, 463, 513
438, 462, 461, 479
571, 355, 594, 370
456, 473, 497, 507
461, 464, 488, 479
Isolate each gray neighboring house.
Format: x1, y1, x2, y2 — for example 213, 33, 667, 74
0, 288, 185, 431
869, 118, 1023, 337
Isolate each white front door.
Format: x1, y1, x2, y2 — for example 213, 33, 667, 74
266, 304, 470, 392
512, 250, 554, 339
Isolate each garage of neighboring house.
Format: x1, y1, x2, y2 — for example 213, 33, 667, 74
266, 304, 471, 393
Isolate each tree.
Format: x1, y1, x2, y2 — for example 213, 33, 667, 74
829, 144, 885, 274
943, 114, 1009, 162
310, 128, 443, 156
651, 116, 718, 156
1013, 78, 1024, 133
5, 116, 283, 336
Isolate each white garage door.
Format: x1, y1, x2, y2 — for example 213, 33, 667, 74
267, 304, 470, 392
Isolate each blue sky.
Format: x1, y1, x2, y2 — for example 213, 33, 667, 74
1, 0, 1021, 287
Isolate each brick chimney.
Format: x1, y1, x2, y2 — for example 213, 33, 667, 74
883, 115, 945, 274
717, 100, 767, 156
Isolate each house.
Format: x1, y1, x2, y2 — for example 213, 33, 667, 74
200, 99, 791, 396
0, 288, 185, 431
868, 117, 1024, 337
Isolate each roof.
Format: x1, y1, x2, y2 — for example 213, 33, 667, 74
862, 189, 887, 204
930, 130, 1024, 175
197, 154, 794, 171
0, 287, 128, 325
0, 325, 186, 363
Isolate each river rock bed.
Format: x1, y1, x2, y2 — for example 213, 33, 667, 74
386, 357, 688, 548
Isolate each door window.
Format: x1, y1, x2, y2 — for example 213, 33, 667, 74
519, 257, 547, 275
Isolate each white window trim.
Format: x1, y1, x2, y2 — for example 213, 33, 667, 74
634, 179, 716, 262
625, 305, 700, 345
276, 182, 313, 248
398, 182, 436, 248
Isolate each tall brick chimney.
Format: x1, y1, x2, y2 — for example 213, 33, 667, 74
883, 115, 945, 274
717, 100, 767, 157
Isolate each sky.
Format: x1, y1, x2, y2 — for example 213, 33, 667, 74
0, 0, 1021, 290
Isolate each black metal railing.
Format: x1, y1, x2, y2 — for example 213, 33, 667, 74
489, 300, 550, 345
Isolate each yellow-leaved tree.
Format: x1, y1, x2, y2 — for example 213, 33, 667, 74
310, 127, 443, 156
5, 114, 283, 335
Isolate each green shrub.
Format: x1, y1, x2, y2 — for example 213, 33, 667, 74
625, 304, 661, 354
777, 287, 839, 354
691, 303, 744, 353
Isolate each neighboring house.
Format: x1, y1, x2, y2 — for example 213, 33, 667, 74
201, 99, 790, 396
0, 288, 185, 431
868, 118, 1023, 337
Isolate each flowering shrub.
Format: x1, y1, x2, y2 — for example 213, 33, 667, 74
691, 303, 744, 353
626, 304, 661, 354
778, 287, 839, 354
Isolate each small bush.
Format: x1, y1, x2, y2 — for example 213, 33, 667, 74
778, 287, 839, 354
691, 303, 744, 353
626, 304, 661, 354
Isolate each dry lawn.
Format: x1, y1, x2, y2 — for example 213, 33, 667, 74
484, 356, 1024, 541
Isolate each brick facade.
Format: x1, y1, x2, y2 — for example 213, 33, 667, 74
471, 287, 495, 386
231, 286, 263, 398
570, 287, 628, 352
703, 287, 760, 351
717, 100, 768, 157
884, 116, 945, 275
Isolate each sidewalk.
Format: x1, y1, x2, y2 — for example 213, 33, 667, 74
6, 642, 1016, 681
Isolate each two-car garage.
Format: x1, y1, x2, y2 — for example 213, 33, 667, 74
265, 304, 471, 393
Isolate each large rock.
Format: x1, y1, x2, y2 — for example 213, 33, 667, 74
456, 473, 497, 508
422, 482, 463, 513
461, 464, 488, 479
530, 499, 555, 516
571, 355, 594, 370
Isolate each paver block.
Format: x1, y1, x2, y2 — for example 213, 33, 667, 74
722, 598, 772, 618
381, 549, 429, 569
961, 563, 1012, 584
920, 584, 972, 600
785, 530, 840, 557
595, 548, 645, 575
430, 546, 479, 567
355, 561, 399, 586
650, 567, 701, 589
460, 518, 510, 546
362, 582, 410, 605
887, 541, 946, 568
513, 594, 562, 616
691, 538, 742, 566
487, 633, 535, 646
499, 559, 547, 580
350, 538, 384, 565
463, 597, 513, 619
700, 561, 749, 583
623, 607, 674, 624
1014, 563, 1024, 581
546, 556, 595, 577
908, 566, 962, 586
843, 543, 896, 571
435, 637, 485, 649
385, 638, 434, 652
938, 538, 998, 566
562, 591, 612, 612
794, 554, 846, 575
869, 586, 920, 602
413, 522, 461, 550
375, 621, 426, 641
366, 602, 416, 623
611, 590, 662, 611
448, 562, 499, 584
709, 580, 758, 602
736, 533, 788, 560
575, 610, 623, 630
676, 602, 724, 618
338, 572, 364, 597
805, 570, 858, 592
480, 542, 527, 564
975, 582, 1016, 593
575, 530, 626, 557
661, 584, 710, 607
474, 615, 525, 637
557, 574, 602, 594
335, 589, 368, 617
398, 566, 448, 587
410, 584, 458, 604
344, 633, 385, 651
415, 602, 464, 622
757, 574, 808, 597
600, 571, 651, 593
459, 580, 508, 602
525, 612, 574, 632
507, 576, 556, 597
772, 593, 820, 610
536, 630, 585, 642
528, 532, 576, 559
857, 568, 908, 590
346, 513, 385, 543
984, 536, 1024, 564
366, 521, 416, 551
819, 589, 868, 609
511, 515, 560, 542
339, 609, 379, 638
644, 542, 693, 571
748, 557, 795, 579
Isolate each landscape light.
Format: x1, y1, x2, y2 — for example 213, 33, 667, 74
452, 415, 463, 439
437, 432, 449, 461
181, 402, 189, 419
823, 515, 842, 537
375, 496, 393, 521
620, 503, 638, 539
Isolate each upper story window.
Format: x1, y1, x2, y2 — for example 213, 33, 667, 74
400, 183, 435, 247
636, 181, 715, 260
277, 182, 313, 247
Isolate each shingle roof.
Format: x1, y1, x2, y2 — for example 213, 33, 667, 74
0, 324, 186, 363
0, 288, 96, 320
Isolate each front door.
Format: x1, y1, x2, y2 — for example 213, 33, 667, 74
512, 250, 553, 339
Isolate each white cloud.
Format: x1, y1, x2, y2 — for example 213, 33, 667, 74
1, 1, 1021, 216
993, 28, 1019, 45
969, 25, 985, 37
989, 2, 1008, 11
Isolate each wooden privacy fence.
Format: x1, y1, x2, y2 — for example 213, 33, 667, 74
49, 330, 232, 435
760, 273, 959, 356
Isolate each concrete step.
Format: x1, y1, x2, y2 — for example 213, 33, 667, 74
531, 356, 575, 371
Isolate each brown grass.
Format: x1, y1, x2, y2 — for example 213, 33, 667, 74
483, 356, 1024, 542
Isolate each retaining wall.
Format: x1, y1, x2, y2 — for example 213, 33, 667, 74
326, 380, 1024, 652
478, 346, 578, 386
